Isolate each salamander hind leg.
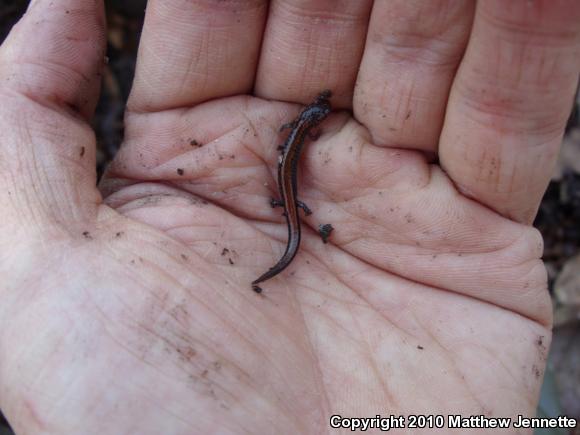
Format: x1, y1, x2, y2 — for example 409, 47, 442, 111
270, 198, 288, 217
279, 121, 297, 132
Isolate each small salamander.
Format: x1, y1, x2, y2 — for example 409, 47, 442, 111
252, 90, 332, 293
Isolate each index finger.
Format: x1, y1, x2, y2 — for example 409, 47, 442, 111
127, 0, 268, 114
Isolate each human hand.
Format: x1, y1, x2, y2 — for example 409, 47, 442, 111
1, 1, 578, 434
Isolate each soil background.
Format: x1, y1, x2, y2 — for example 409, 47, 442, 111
0, 1, 579, 434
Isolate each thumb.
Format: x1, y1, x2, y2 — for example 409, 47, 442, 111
0, 0, 106, 239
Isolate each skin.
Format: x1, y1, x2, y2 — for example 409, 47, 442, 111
0, 0, 578, 434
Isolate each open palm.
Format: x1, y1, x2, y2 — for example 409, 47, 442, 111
1, 1, 579, 434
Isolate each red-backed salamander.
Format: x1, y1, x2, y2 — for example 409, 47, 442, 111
252, 90, 332, 293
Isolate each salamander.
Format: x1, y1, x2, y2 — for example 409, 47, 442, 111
252, 90, 332, 293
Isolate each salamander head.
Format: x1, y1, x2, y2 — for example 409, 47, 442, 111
317, 89, 332, 101
302, 90, 332, 124
308, 102, 331, 122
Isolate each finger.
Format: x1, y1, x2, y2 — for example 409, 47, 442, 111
353, 0, 474, 151
128, 0, 267, 113
0, 0, 106, 233
255, 0, 373, 107
0, 0, 106, 120
439, 0, 580, 223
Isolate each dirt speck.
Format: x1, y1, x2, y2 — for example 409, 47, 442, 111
176, 346, 196, 362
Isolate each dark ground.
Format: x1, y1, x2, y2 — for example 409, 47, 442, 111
0, 1, 579, 434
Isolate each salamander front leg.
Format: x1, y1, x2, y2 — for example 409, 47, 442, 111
279, 121, 297, 132
308, 129, 321, 141
270, 198, 284, 208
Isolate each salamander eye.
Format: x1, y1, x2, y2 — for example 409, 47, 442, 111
319, 106, 330, 119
